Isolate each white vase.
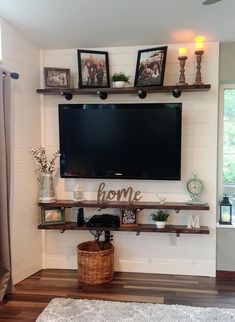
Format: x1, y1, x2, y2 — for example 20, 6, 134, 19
38, 173, 56, 203
112, 81, 126, 88
155, 221, 166, 228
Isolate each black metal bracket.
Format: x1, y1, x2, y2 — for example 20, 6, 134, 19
97, 91, 108, 100
138, 90, 147, 99
172, 88, 181, 98
176, 232, 180, 237
62, 91, 73, 100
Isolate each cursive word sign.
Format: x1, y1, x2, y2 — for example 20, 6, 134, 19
97, 182, 143, 203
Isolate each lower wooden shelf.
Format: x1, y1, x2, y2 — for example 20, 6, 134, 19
38, 222, 209, 235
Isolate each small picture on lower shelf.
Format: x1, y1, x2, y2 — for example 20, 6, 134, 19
120, 209, 138, 227
41, 207, 65, 225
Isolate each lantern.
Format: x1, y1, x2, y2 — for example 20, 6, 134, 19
219, 195, 232, 225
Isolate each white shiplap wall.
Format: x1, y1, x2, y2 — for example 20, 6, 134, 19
42, 42, 219, 276
1, 18, 42, 284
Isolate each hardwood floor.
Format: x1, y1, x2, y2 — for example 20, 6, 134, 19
1, 269, 235, 321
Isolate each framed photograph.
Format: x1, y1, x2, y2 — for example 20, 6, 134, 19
134, 46, 168, 87
77, 49, 110, 88
41, 207, 65, 225
120, 209, 138, 227
44, 67, 71, 88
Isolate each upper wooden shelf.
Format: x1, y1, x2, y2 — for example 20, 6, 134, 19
36, 84, 211, 100
39, 200, 210, 211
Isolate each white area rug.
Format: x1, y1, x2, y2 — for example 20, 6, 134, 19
36, 298, 235, 322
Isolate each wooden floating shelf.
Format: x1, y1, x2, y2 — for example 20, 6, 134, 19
36, 84, 211, 99
39, 200, 209, 211
38, 201, 210, 236
38, 222, 209, 235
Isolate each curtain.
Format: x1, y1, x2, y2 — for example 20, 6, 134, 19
0, 69, 13, 301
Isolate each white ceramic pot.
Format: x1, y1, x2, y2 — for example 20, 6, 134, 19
112, 81, 126, 88
155, 221, 166, 228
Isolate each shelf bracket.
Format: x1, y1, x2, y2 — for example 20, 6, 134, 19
97, 91, 108, 100
172, 88, 181, 98
62, 91, 73, 101
175, 209, 180, 213
176, 232, 180, 237
98, 207, 106, 211
138, 90, 147, 99
136, 231, 140, 236
60, 229, 66, 233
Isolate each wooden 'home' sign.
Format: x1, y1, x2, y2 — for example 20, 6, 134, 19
97, 182, 142, 203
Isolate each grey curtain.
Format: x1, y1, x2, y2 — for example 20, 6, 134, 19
0, 69, 13, 301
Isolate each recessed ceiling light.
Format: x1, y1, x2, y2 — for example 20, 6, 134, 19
202, 0, 222, 5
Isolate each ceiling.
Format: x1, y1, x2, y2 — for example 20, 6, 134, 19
0, 0, 234, 49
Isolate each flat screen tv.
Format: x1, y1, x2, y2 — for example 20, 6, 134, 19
58, 103, 182, 180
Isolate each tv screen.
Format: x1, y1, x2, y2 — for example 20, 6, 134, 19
58, 103, 182, 180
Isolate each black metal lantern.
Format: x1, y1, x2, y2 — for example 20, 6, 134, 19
219, 194, 232, 225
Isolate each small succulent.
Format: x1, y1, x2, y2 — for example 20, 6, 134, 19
151, 210, 170, 222
111, 72, 129, 83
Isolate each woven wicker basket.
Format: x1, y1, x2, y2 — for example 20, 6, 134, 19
77, 240, 114, 285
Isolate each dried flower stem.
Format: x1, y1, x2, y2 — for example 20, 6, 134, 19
31, 147, 60, 174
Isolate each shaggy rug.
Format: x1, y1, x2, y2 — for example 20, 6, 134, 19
36, 298, 235, 322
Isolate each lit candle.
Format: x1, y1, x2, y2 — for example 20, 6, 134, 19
195, 41, 204, 51
178, 47, 187, 57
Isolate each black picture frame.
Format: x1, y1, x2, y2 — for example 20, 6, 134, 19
44, 67, 71, 88
41, 207, 65, 225
134, 46, 168, 87
77, 49, 110, 89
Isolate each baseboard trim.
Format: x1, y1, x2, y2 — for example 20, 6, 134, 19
45, 255, 215, 277
216, 270, 235, 277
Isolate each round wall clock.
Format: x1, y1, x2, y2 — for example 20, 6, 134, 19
186, 172, 206, 205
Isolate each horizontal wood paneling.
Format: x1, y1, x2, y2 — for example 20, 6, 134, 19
41, 42, 219, 276
1, 18, 42, 284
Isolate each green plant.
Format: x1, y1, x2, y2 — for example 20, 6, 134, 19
151, 210, 169, 222
111, 72, 129, 83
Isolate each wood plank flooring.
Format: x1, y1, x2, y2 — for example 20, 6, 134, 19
1, 269, 235, 321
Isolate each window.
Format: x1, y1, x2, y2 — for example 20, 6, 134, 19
220, 86, 235, 219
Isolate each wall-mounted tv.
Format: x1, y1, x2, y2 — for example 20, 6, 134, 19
58, 103, 182, 180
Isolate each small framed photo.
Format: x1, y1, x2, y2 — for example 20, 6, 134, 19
41, 207, 65, 225
120, 209, 138, 227
77, 49, 110, 88
44, 67, 71, 88
134, 46, 168, 87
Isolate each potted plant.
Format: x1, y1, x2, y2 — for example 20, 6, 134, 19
111, 72, 130, 88
151, 210, 170, 228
